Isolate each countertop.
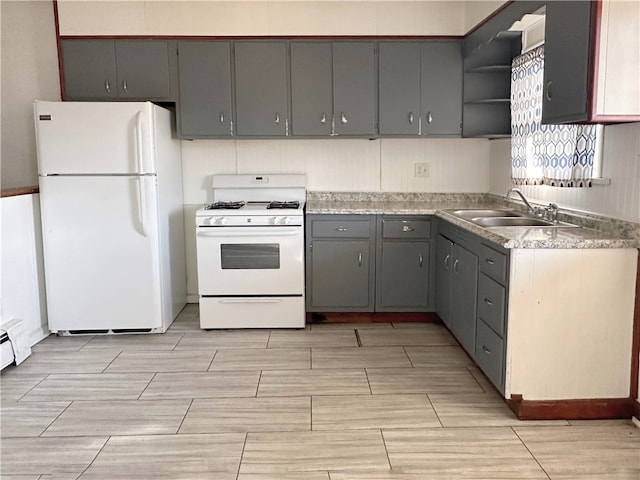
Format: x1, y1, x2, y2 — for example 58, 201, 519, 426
305, 193, 640, 249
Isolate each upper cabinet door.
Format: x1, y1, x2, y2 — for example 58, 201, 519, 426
290, 42, 333, 136
541, 0, 593, 124
421, 41, 462, 136
177, 41, 233, 138
234, 42, 289, 136
115, 41, 172, 99
62, 40, 118, 100
378, 42, 421, 135
332, 42, 377, 136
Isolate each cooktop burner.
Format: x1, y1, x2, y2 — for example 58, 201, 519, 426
267, 201, 300, 209
205, 201, 246, 210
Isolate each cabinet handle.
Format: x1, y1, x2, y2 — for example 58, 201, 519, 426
402, 225, 414, 233
104, 80, 111, 93
426, 112, 433, 124
320, 112, 327, 124
123, 80, 128, 93
482, 345, 492, 354
444, 253, 450, 269
275, 113, 280, 125
358, 252, 362, 266
285, 118, 289, 136
340, 112, 348, 124
545, 81, 552, 101
220, 112, 225, 124
336, 226, 348, 232
419, 253, 423, 267
408, 112, 414, 124
483, 298, 493, 306
485, 258, 495, 265
453, 258, 459, 274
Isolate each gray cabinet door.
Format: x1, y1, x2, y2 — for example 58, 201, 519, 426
435, 234, 454, 327
310, 240, 372, 309
234, 42, 289, 136
290, 42, 333, 136
177, 41, 232, 137
377, 241, 429, 310
115, 41, 172, 99
61, 40, 117, 99
421, 41, 462, 136
541, 1, 593, 123
450, 244, 478, 355
378, 42, 421, 135
332, 42, 376, 136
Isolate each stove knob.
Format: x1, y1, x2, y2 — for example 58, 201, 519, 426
281, 217, 292, 225
270, 217, 278, 225
217, 217, 228, 225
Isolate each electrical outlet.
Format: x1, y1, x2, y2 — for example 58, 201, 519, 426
415, 163, 430, 178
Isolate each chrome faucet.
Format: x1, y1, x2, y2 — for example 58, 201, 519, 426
505, 187, 560, 223
505, 187, 537, 215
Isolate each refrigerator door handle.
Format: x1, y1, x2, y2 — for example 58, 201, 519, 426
134, 111, 145, 174
138, 176, 149, 237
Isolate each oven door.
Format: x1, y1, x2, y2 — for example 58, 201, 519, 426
196, 225, 304, 296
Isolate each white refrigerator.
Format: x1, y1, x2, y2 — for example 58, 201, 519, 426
34, 101, 186, 334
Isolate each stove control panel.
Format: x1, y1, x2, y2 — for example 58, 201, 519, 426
196, 213, 303, 227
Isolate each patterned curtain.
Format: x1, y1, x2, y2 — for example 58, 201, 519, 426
510, 45, 597, 187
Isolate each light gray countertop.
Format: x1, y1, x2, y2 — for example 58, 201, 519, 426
305, 193, 640, 249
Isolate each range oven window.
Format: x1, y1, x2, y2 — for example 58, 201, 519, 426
220, 244, 280, 269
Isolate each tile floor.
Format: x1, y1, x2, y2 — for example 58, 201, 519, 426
1, 304, 639, 479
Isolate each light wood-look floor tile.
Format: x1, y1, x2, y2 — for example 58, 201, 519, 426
179, 396, 310, 433
404, 346, 473, 367
514, 423, 640, 479
104, 350, 215, 373
312, 347, 411, 369
240, 430, 390, 474
257, 369, 371, 396
0, 401, 70, 437
267, 330, 358, 348
0, 374, 46, 401
3, 349, 122, 375
209, 348, 310, 371
31, 335, 95, 352
312, 394, 440, 430
140, 371, 260, 399
166, 315, 200, 333
358, 328, 457, 347
83, 333, 184, 350
0, 436, 108, 477
175, 330, 270, 349
428, 393, 570, 427
382, 427, 548, 478
366, 367, 485, 394
19, 373, 154, 402
42, 399, 190, 436
79, 433, 245, 480
239, 473, 330, 480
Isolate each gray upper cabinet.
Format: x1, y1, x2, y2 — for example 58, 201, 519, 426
332, 42, 377, 136
62, 40, 173, 101
234, 42, 289, 136
421, 41, 462, 136
177, 41, 233, 138
290, 43, 333, 136
541, 0, 593, 124
378, 42, 421, 135
378, 41, 461, 137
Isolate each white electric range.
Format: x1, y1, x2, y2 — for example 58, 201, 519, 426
195, 174, 306, 329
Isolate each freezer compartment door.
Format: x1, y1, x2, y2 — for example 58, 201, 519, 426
34, 101, 157, 175
39, 176, 162, 331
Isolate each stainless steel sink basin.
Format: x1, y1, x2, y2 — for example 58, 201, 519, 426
449, 209, 522, 219
471, 217, 554, 227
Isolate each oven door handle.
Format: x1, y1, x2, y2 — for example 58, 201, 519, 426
219, 299, 283, 304
197, 229, 300, 237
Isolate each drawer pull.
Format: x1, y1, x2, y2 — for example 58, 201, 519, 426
402, 225, 414, 232
105, 80, 111, 93
483, 298, 493, 306
336, 226, 348, 232
482, 345, 492, 354
485, 258, 495, 265
419, 253, 423, 267
358, 252, 362, 266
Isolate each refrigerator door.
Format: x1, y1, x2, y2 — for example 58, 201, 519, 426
34, 101, 157, 175
39, 175, 162, 332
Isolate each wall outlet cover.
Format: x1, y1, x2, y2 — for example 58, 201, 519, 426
415, 163, 430, 178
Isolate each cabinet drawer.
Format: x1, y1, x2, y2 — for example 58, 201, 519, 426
382, 219, 431, 239
479, 243, 507, 283
475, 319, 505, 391
477, 273, 506, 337
312, 219, 372, 238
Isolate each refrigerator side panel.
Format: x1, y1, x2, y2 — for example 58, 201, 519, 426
152, 104, 187, 329
34, 101, 155, 175
39, 176, 162, 332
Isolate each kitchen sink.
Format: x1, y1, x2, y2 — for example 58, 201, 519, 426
470, 216, 554, 227
449, 209, 523, 218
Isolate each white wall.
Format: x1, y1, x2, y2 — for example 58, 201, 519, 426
489, 122, 640, 223
1, 0, 60, 189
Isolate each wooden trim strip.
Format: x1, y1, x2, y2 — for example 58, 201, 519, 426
59, 35, 464, 41
634, 399, 640, 421
1, 186, 39, 198
588, 0, 602, 119
52, 0, 64, 100
630, 249, 640, 400
464, 0, 516, 37
507, 394, 634, 420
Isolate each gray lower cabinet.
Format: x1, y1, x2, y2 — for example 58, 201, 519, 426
376, 216, 432, 311
449, 243, 478, 355
435, 234, 454, 328
234, 42, 289, 136
306, 215, 376, 312
177, 41, 233, 138
62, 40, 174, 101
